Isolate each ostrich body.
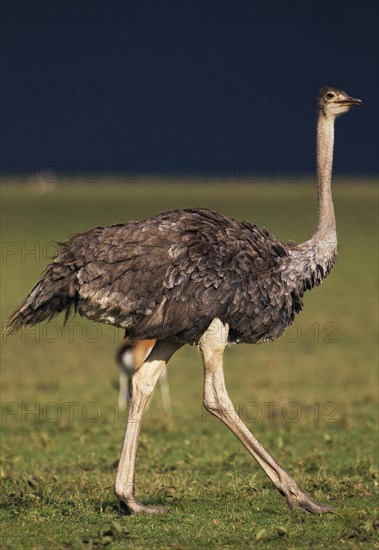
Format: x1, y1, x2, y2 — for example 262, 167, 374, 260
6, 87, 361, 515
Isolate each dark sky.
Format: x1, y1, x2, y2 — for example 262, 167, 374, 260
1, 0, 378, 182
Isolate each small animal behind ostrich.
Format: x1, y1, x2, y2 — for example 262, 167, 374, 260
117, 339, 171, 413
6, 87, 361, 516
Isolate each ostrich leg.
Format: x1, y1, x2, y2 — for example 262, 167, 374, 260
159, 367, 172, 413
114, 339, 181, 514
199, 318, 333, 515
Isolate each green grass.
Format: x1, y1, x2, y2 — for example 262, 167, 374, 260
1, 180, 378, 549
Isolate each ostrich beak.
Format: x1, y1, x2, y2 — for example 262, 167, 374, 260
338, 96, 362, 106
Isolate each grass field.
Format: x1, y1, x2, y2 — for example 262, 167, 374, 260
1, 180, 378, 549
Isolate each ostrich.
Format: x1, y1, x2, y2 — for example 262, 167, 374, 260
6, 87, 361, 516
117, 339, 171, 413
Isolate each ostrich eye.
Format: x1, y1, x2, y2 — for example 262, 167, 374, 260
326, 92, 335, 99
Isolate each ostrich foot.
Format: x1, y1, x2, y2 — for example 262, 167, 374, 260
277, 481, 334, 515
119, 499, 167, 515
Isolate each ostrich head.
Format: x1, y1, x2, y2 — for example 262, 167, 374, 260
319, 86, 362, 117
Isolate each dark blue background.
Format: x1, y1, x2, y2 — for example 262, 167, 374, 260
1, 0, 378, 180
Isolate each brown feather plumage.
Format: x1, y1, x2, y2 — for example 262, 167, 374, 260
5, 207, 331, 344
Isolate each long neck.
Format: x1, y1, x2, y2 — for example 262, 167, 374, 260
283, 110, 338, 294
315, 111, 336, 235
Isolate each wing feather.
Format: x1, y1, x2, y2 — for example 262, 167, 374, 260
53, 208, 290, 343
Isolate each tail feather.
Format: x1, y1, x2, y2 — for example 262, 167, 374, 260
5, 263, 78, 335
